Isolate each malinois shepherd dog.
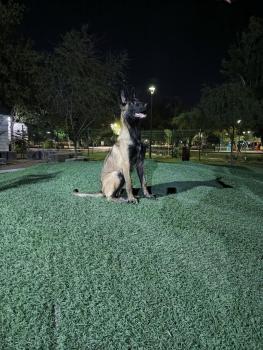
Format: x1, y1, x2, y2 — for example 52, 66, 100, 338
73, 90, 154, 203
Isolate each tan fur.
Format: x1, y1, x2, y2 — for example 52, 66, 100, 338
101, 108, 137, 202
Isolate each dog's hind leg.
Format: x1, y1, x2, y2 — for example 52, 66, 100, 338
102, 172, 137, 204
114, 174, 125, 198
102, 171, 125, 200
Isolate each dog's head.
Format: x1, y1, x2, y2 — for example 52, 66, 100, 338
120, 90, 147, 125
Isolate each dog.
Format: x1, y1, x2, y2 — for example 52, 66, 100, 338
73, 90, 154, 203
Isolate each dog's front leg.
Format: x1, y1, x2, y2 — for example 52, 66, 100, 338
136, 161, 154, 198
123, 164, 137, 203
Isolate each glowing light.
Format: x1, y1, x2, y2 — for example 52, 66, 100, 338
110, 121, 121, 135
237, 120, 241, 124
148, 86, 156, 95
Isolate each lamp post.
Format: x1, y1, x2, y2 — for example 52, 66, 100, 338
237, 119, 241, 144
148, 85, 155, 158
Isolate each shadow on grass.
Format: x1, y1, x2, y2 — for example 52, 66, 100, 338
131, 177, 233, 198
0, 172, 61, 192
144, 160, 158, 186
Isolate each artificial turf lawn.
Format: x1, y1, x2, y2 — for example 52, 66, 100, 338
0, 161, 262, 349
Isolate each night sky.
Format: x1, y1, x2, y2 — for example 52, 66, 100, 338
23, 0, 263, 105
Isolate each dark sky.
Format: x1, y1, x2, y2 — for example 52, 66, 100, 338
23, 0, 263, 105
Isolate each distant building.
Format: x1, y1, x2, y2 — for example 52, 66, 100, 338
0, 105, 28, 152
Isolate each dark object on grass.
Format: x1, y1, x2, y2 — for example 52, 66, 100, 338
135, 178, 233, 198
182, 146, 190, 161
216, 177, 233, 188
131, 186, 155, 197
167, 187, 177, 194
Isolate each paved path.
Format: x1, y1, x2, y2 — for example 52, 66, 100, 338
0, 160, 46, 173
0, 168, 26, 174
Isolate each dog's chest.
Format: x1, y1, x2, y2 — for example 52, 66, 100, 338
128, 141, 142, 164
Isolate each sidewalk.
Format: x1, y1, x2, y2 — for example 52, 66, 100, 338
0, 159, 46, 173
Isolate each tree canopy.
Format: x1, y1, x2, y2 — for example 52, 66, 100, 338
221, 17, 263, 96
0, 0, 40, 111
220, 17, 263, 141
39, 26, 127, 150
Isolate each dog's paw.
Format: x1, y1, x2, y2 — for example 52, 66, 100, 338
128, 197, 139, 204
144, 193, 156, 199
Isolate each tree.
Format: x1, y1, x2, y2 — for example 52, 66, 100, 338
171, 107, 207, 147
199, 82, 261, 163
40, 26, 127, 154
0, 0, 41, 110
221, 16, 263, 141
222, 17, 263, 93
148, 96, 187, 130
0, 0, 42, 152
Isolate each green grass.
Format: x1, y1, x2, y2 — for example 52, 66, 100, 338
0, 161, 262, 349
82, 151, 108, 161
82, 149, 263, 166
153, 152, 263, 167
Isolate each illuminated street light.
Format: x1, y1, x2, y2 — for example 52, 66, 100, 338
149, 86, 156, 95
237, 119, 241, 124
148, 85, 156, 158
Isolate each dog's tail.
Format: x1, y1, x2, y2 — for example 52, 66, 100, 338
73, 189, 104, 198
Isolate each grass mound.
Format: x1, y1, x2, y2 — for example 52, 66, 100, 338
0, 161, 262, 349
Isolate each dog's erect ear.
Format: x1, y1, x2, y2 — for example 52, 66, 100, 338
120, 90, 127, 105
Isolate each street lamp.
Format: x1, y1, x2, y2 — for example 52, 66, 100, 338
148, 85, 156, 158
149, 86, 156, 95
237, 120, 242, 142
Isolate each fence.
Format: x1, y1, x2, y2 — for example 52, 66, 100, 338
26, 128, 263, 164
84, 128, 263, 163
